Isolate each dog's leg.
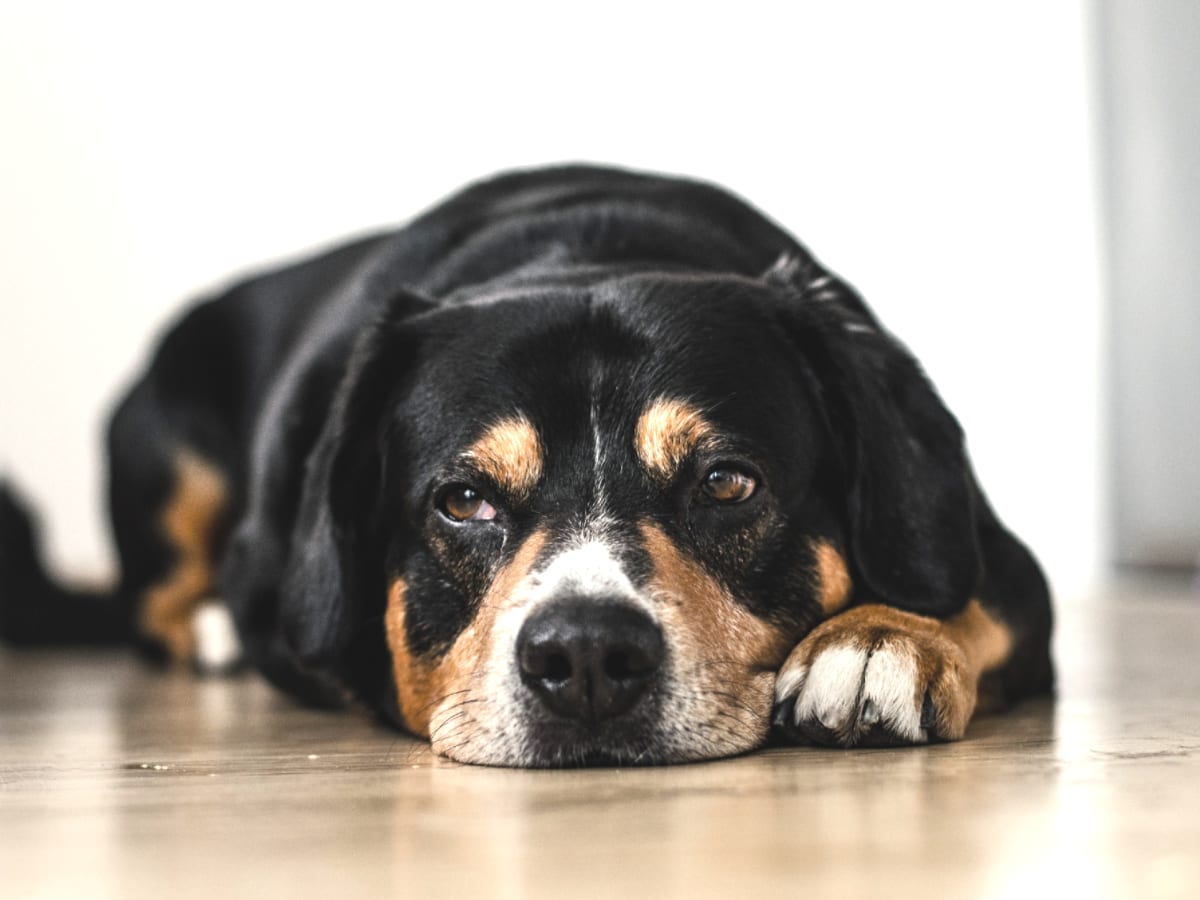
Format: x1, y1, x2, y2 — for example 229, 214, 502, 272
772, 599, 1011, 746
136, 450, 232, 666
773, 514, 1052, 747
108, 382, 239, 671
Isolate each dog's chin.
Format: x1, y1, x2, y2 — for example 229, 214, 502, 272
428, 710, 772, 769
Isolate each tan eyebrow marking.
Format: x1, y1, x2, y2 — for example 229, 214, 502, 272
464, 413, 543, 501
634, 397, 718, 482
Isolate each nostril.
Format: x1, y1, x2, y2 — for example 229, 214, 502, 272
543, 650, 572, 682
603, 646, 655, 682
604, 651, 631, 681
519, 642, 574, 682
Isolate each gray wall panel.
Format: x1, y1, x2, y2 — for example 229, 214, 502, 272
1100, 0, 1200, 566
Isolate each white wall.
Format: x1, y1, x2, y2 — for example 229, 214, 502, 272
1100, 0, 1200, 568
0, 1, 1104, 596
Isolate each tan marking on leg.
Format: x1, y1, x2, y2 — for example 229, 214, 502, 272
812, 539, 852, 615
464, 414, 543, 502
943, 599, 1014, 675
386, 530, 549, 739
634, 397, 720, 483
640, 522, 793, 752
139, 450, 228, 662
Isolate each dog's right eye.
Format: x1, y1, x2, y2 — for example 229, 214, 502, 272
700, 466, 757, 504
439, 486, 497, 523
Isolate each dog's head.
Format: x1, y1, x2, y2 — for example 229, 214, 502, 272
279, 263, 979, 766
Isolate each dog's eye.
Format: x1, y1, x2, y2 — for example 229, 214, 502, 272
440, 486, 497, 522
700, 467, 757, 503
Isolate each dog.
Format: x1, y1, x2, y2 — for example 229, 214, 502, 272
0, 165, 1053, 767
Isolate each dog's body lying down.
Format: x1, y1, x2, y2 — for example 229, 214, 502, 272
0, 165, 1053, 767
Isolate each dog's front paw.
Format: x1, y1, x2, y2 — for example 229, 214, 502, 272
772, 604, 976, 748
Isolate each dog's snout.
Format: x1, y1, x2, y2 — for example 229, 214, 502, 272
517, 599, 663, 723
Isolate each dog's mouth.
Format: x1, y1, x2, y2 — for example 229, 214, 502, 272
497, 712, 669, 769
423, 638, 781, 769
431, 698, 773, 769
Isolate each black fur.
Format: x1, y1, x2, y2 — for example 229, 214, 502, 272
1, 165, 1053, 744
0, 483, 129, 644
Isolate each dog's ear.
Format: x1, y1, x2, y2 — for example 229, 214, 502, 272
277, 293, 430, 685
770, 259, 981, 615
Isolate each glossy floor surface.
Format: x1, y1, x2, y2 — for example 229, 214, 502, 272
2, 579, 1198, 899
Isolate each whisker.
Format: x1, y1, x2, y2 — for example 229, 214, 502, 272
415, 688, 471, 715
441, 737, 476, 757
431, 709, 469, 738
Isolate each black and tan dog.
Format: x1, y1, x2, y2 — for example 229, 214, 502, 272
0, 166, 1052, 766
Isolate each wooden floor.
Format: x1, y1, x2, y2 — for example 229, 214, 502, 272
2, 579, 1198, 900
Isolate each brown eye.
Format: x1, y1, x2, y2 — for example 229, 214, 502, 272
441, 486, 498, 522
701, 467, 757, 503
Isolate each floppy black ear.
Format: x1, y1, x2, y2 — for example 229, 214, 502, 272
772, 261, 981, 616
276, 294, 430, 688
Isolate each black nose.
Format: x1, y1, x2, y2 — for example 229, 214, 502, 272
517, 599, 664, 723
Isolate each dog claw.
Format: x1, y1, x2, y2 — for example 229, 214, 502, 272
860, 697, 881, 726
771, 695, 797, 731
920, 691, 936, 732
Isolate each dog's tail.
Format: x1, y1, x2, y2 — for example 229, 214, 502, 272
0, 481, 130, 645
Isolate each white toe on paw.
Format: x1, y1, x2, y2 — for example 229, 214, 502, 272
772, 661, 808, 707
192, 600, 243, 673
859, 642, 925, 742
772, 605, 976, 747
795, 645, 870, 732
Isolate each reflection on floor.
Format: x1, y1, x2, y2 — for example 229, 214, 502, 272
2, 579, 1198, 899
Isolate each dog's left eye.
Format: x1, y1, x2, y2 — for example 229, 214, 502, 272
439, 486, 498, 522
700, 467, 757, 503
